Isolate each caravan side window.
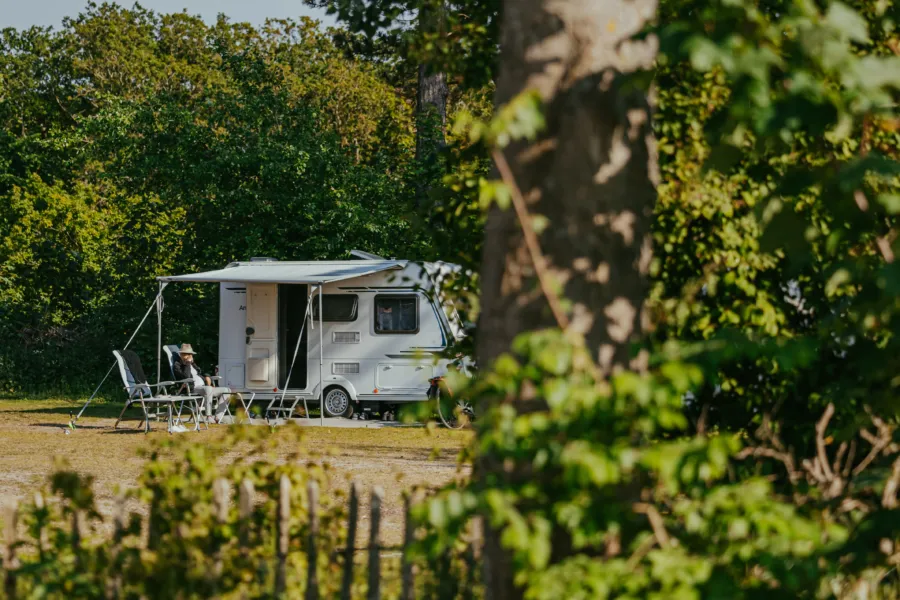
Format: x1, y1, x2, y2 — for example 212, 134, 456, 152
374, 295, 418, 334
312, 294, 358, 322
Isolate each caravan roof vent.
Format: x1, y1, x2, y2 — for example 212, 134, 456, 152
249, 257, 278, 262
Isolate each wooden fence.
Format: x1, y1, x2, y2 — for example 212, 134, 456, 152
1, 478, 481, 600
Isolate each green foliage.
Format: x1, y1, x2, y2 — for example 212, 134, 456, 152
650, 0, 900, 450
6, 426, 351, 599
407, 1, 900, 597
305, 0, 500, 89
303, 0, 500, 276
417, 332, 900, 599
0, 5, 424, 393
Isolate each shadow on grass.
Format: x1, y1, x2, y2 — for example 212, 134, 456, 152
32, 422, 109, 430
9, 404, 124, 418
334, 444, 462, 460
101, 428, 156, 435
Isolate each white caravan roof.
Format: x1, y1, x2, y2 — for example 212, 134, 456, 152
158, 260, 407, 285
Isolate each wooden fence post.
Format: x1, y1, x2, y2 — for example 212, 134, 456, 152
305, 480, 320, 600
3, 502, 19, 600
400, 493, 415, 600
211, 478, 230, 594
213, 478, 230, 524
107, 494, 126, 600
480, 516, 492, 600
33, 493, 47, 560
72, 508, 84, 570
463, 516, 482, 599
367, 487, 383, 600
147, 491, 159, 551
275, 475, 291, 596
239, 479, 255, 551
340, 482, 359, 600
238, 479, 255, 600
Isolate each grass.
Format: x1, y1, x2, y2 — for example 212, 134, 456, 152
0, 397, 472, 545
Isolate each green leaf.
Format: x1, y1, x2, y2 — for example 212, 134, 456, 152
825, 268, 852, 297
877, 194, 900, 214
826, 2, 871, 44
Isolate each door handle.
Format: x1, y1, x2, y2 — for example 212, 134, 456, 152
384, 366, 392, 370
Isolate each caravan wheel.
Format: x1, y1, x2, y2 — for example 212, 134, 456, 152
323, 386, 352, 418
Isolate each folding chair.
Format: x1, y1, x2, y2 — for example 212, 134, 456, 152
264, 395, 305, 424
112, 349, 203, 433
161, 344, 207, 427
163, 344, 239, 425
237, 392, 259, 424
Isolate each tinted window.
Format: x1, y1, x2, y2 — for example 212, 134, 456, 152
375, 295, 418, 334
312, 295, 358, 322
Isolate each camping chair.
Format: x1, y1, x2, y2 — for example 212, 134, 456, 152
113, 349, 203, 433
162, 344, 208, 427
163, 344, 238, 425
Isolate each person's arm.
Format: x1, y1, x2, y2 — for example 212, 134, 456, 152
195, 362, 212, 386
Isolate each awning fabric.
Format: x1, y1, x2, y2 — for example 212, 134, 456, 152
158, 260, 406, 284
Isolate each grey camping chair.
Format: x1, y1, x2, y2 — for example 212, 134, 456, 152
161, 344, 215, 428
164, 344, 237, 424
113, 349, 203, 433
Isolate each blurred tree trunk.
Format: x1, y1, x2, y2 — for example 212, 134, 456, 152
476, 1, 659, 597
415, 1, 449, 208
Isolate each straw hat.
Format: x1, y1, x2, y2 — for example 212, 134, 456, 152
178, 343, 197, 355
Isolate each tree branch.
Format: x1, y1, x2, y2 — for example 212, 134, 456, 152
737, 446, 802, 483
842, 439, 857, 478
625, 533, 657, 569
492, 149, 570, 331
55, 95, 79, 126
853, 419, 892, 477
882, 456, 900, 509
833, 441, 848, 478
633, 503, 670, 548
815, 403, 836, 481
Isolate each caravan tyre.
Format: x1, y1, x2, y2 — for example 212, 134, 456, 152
323, 386, 352, 418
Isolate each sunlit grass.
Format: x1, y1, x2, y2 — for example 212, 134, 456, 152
0, 397, 472, 544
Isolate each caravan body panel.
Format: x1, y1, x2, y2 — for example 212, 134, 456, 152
218, 282, 247, 389
216, 261, 464, 405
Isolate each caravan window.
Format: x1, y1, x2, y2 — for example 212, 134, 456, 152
374, 295, 418, 334
312, 294, 358, 322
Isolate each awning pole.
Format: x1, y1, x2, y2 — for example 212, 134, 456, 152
74, 283, 169, 423
319, 284, 324, 426
156, 282, 164, 385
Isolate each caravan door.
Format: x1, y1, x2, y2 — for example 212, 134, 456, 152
245, 284, 277, 389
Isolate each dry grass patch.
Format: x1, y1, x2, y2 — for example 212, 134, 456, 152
0, 398, 471, 545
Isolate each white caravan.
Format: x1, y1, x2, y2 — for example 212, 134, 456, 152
157, 253, 469, 419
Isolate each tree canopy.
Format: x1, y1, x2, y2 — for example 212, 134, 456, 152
0, 3, 423, 391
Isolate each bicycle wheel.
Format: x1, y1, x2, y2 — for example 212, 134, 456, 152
436, 385, 474, 429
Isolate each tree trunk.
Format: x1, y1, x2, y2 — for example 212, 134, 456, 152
416, 65, 449, 156
477, 1, 659, 597
415, 2, 449, 208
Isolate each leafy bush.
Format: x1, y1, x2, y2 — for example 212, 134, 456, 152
4, 426, 351, 599
416, 331, 900, 599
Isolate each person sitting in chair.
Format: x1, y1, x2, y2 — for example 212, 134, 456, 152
173, 343, 230, 418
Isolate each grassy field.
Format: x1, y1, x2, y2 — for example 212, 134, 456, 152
0, 397, 472, 546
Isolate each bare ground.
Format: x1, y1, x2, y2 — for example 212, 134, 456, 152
0, 398, 471, 546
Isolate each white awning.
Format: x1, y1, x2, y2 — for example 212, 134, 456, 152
158, 260, 407, 284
